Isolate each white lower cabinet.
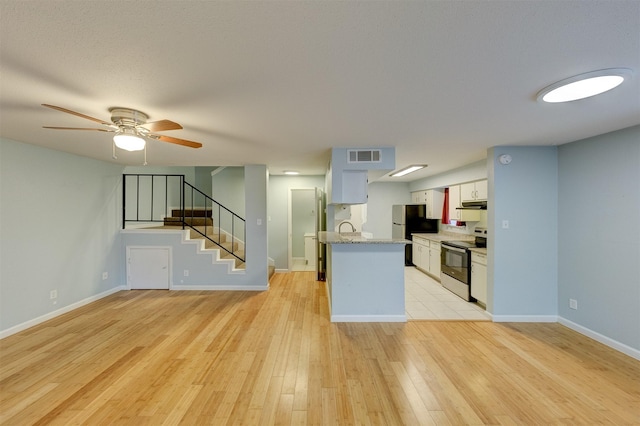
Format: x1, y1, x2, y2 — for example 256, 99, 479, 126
428, 242, 441, 278
413, 237, 440, 280
412, 237, 429, 271
471, 252, 487, 304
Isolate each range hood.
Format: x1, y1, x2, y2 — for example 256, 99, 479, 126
458, 200, 487, 210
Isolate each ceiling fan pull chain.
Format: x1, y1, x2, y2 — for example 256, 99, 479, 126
143, 144, 148, 166
112, 139, 117, 160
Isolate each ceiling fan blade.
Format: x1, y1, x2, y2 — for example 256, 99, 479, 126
154, 134, 203, 148
43, 126, 113, 132
42, 104, 113, 126
140, 119, 183, 132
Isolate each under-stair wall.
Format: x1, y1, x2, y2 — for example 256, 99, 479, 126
121, 229, 257, 289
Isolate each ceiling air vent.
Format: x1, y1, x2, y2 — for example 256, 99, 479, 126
347, 149, 382, 164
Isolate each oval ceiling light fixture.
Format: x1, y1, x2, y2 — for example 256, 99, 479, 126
537, 68, 633, 103
283, 170, 300, 175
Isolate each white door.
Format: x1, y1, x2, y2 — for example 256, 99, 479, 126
127, 247, 170, 289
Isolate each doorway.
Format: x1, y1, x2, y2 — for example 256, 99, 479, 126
288, 189, 316, 271
127, 246, 171, 289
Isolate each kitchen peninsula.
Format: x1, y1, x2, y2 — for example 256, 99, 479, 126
318, 231, 410, 322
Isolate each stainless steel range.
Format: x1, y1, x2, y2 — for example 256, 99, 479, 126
440, 228, 487, 301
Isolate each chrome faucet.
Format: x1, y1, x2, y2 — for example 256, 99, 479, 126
338, 221, 356, 234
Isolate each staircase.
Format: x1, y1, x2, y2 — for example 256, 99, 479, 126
162, 209, 245, 270
163, 208, 213, 227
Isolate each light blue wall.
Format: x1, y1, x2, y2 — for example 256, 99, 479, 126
124, 165, 196, 182
268, 175, 325, 269
0, 138, 124, 334
212, 167, 245, 216
195, 166, 217, 196
363, 182, 411, 238
558, 125, 640, 351
489, 146, 558, 318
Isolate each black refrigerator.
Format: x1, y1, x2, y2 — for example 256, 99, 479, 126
392, 204, 439, 266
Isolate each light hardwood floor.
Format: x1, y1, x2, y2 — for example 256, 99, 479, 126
1, 272, 639, 425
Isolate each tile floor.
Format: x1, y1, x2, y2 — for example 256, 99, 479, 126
291, 258, 316, 272
405, 267, 490, 320
292, 259, 490, 321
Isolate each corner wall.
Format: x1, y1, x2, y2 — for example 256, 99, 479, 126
557, 125, 640, 353
0, 138, 125, 335
488, 146, 558, 320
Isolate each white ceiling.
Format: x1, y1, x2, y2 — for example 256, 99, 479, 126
1, 1, 638, 182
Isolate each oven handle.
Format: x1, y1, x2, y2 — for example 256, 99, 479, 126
442, 244, 467, 254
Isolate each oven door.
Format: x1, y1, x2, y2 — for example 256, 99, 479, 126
440, 244, 470, 285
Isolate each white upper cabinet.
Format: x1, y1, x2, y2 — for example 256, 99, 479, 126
461, 180, 487, 202
448, 185, 461, 221
425, 189, 444, 219
410, 189, 444, 219
411, 191, 427, 204
327, 147, 396, 205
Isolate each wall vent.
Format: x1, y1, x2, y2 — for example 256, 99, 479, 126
347, 149, 382, 164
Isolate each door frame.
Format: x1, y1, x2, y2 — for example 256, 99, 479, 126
126, 245, 172, 290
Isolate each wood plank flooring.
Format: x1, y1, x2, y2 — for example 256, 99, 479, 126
1, 272, 639, 425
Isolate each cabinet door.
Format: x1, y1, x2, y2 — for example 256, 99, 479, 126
413, 239, 428, 270
411, 191, 427, 204
340, 170, 368, 204
460, 182, 477, 202
429, 246, 441, 278
475, 180, 488, 200
461, 180, 488, 202
412, 242, 421, 267
448, 185, 461, 221
471, 261, 487, 304
425, 189, 444, 219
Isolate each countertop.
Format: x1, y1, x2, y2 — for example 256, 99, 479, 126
411, 232, 475, 243
469, 247, 487, 255
318, 231, 410, 245
413, 232, 487, 253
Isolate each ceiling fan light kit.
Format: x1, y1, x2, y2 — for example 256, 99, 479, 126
41, 104, 203, 163
113, 128, 146, 151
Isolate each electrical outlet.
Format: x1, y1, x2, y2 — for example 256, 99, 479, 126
569, 299, 578, 310
50, 290, 57, 300
183, 269, 189, 277
102, 272, 108, 280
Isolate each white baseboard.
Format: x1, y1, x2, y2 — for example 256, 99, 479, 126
172, 284, 269, 291
331, 314, 407, 323
0, 285, 126, 340
492, 314, 558, 323
558, 316, 640, 361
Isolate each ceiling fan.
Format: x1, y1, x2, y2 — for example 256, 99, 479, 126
41, 104, 203, 154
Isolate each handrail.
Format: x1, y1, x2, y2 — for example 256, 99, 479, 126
123, 174, 246, 263
183, 181, 246, 263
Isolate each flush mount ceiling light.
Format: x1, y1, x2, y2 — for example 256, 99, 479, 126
390, 165, 426, 177
537, 68, 632, 103
113, 128, 146, 151
283, 170, 299, 175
